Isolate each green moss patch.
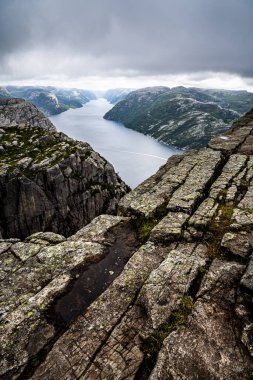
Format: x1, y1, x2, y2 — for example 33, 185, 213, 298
0, 126, 91, 177
135, 296, 194, 379
205, 203, 234, 258
135, 201, 169, 243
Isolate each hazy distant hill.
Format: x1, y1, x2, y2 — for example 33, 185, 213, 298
104, 88, 133, 104
0, 86, 96, 115
104, 86, 253, 149
0, 87, 11, 99
200, 88, 253, 115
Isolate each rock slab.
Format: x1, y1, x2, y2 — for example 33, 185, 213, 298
2, 106, 253, 379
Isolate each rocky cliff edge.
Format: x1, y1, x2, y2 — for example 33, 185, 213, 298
0, 98, 129, 239
1, 106, 253, 379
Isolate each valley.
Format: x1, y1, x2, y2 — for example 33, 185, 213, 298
50, 98, 181, 188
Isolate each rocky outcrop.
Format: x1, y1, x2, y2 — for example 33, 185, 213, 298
0, 98, 56, 131
1, 107, 253, 379
0, 99, 128, 239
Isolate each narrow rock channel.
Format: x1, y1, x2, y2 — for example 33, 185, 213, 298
0, 216, 140, 379
22, 219, 139, 379
51, 221, 139, 325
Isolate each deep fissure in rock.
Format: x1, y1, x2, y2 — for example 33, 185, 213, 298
52, 222, 139, 325
16, 221, 140, 379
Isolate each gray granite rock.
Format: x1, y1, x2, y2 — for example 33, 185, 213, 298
2, 106, 253, 379
241, 255, 253, 293
150, 260, 250, 380
0, 98, 56, 131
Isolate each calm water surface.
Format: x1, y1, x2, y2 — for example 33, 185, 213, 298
50, 99, 181, 188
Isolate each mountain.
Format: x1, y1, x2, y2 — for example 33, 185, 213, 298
1, 107, 253, 379
0, 86, 96, 115
103, 88, 133, 104
104, 86, 253, 149
201, 88, 253, 114
0, 98, 128, 239
0, 86, 11, 99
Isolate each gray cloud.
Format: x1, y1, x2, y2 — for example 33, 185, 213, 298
0, 0, 252, 82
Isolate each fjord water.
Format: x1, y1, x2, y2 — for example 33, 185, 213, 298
50, 99, 181, 188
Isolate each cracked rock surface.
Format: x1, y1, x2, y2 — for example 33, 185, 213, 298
1, 107, 253, 379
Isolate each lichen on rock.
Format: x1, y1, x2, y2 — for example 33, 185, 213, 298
1, 104, 253, 379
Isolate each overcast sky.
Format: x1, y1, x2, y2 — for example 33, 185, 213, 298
0, 0, 252, 90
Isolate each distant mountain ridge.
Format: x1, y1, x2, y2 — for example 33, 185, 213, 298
0, 85, 96, 115
103, 88, 133, 104
104, 86, 253, 149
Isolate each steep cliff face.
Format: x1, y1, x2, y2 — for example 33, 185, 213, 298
0, 99, 128, 239
1, 107, 253, 379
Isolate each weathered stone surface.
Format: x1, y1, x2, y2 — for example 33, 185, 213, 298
209, 153, 248, 199
208, 125, 252, 152
0, 215, 136, 379
150, 260, 251, 380
167, 149, 221, 213
79, 244, 206, 380
221, 231, 253, 258
231, 208, 253, 229
2, 106, 253, 379
150, 211, 189, 242
0, 249, 21, 281
239, 184, 253, 209
118, 151, 207, 219
241, 255, 253, 293
186, 153, 251, 239
208, 109, 253, 152
138, 245, 207, 329
0, 98, 56, 131
238, 134, 253, 155
31, 242, 172, 380
187, 197, 218, 235
0, 100, 128, 239
69, 214, 128, 244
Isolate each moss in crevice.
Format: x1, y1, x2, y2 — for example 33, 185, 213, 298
154, 202, 169, 219
135, 296, 194, 380
135, 201, 169, 243
218, 188, 228, 200
180, 295, 194, 310
205, 202, 234, 258
137, 219, 158, 243
237, 179, 250, 194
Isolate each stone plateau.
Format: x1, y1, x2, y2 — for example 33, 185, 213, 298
1, 103, 253, 379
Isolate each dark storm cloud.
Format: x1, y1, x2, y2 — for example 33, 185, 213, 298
0, 0, 252, 80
